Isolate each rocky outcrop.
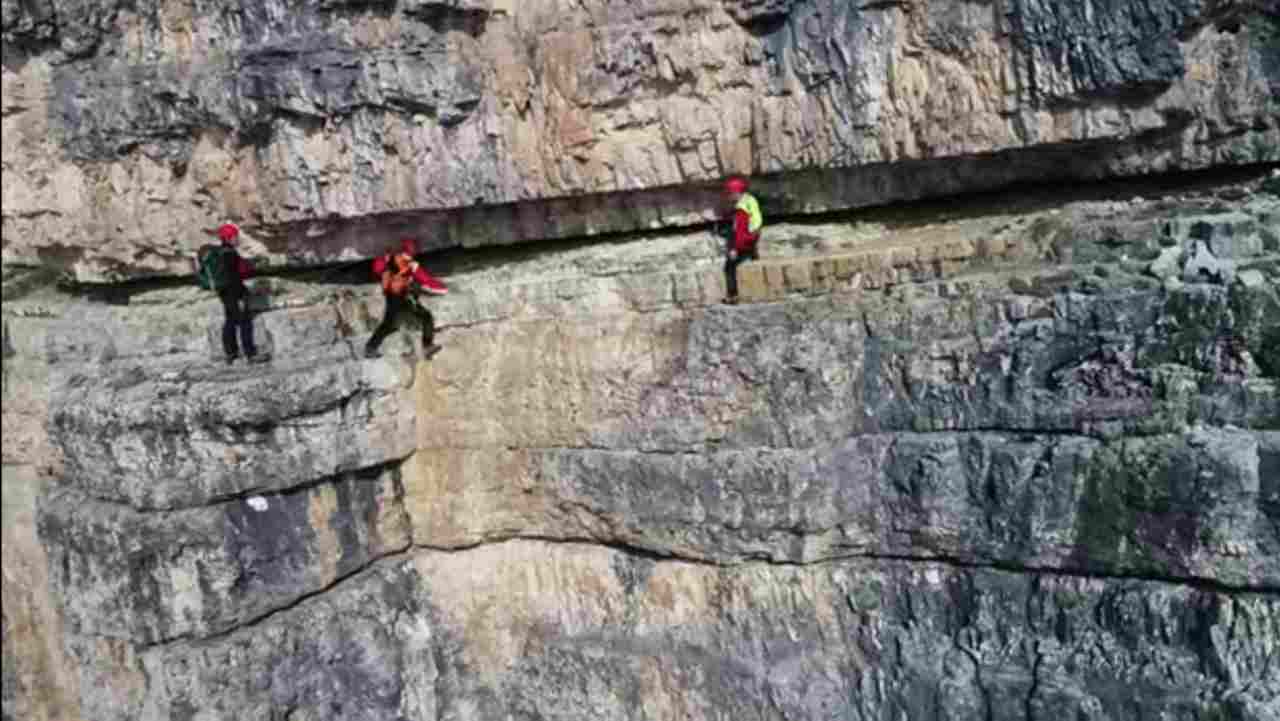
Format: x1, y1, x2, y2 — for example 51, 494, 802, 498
4, 171, 1277, 719
2, 0, 1278, 280
51, 355, 415, 509
1, 277, 425, 719
40, 466, 411, 645
62, 544, 1280, 721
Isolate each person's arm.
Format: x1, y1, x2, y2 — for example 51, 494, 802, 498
409, 263, 449, 295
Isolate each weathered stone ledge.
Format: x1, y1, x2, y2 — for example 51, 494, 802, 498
48, 354, 416, 510
40, 461, 413, 647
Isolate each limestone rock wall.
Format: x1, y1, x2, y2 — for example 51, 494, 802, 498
1, 280, 425, 719
2, 0, 1278, 280
4, 175, 1278, 719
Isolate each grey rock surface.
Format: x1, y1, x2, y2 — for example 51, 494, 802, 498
39, 466, 411, 645
521, 427, 1278, 587
1184, 240, 1235, 284
5, 180, 1280, 719
69, 543, 1280, 721
417, 542, 1280, 721
1150, 245, 1185, 280
80, 560, 436, 721
49, 353, 416, 509
411, 272, 1280, 585
3, 0, 1278, 279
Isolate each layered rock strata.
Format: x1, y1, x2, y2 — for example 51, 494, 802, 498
2, 0, 1278, 280
3, 175, 1277, 719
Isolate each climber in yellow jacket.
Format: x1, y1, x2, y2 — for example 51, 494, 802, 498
723, 176, 763, 304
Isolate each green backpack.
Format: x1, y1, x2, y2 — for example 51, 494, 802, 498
195, 244, 233, 290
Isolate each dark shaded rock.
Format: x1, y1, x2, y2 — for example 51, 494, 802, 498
1, 0, 122, 57
82, 560, 437, 721
38, 466, 411, 645
1003, 0, 1198, 107
1264, 172, 1280, 197
723, 0, 800, 28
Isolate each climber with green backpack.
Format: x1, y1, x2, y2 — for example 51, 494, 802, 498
195, 223, 267, 365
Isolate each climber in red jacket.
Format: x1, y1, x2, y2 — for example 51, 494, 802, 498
365, 237, 448, 359
723, 176, 763, 304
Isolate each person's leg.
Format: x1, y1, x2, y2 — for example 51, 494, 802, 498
219, 289, 240, 361
233, 289, 259, 359
409, 297, 436, 347
365, 294, 403, 356
724, 254, 746, 302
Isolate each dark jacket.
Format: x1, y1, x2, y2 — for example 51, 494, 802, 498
220, 244, 254, 290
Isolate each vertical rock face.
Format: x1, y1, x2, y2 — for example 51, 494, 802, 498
2, 0, 1278, 279
1, 284, 427, 720
40, 467, 411, 645
2, 1, 1279, 718
1, 465, 80, 721
4, 174, 1278, 719
407, 542, 1280, 721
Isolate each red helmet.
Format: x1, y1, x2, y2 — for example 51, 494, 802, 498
217, 222, 240, 243
724, 177, 748, 194
400, 237, 417, 255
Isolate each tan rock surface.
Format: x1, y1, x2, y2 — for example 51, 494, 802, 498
1, 466, 82, 721
3, 1, 1277, 280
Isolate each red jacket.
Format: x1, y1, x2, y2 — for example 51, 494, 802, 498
373, 252, 434, 296
732, 208, 759, 253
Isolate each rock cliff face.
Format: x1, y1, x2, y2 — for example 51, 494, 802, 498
4, 1, 1280, 719
2, 0, 1278, 280
4, 168, 1279, 719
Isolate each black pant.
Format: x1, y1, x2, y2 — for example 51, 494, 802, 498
366, 294, 435, 352
724, 247, 758, 299
218, 285, 257, 359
